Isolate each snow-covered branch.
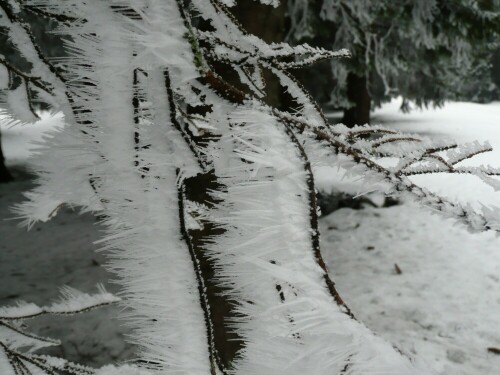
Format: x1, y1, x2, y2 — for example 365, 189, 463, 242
2, 0, 499, 374
0, 287, 121, 375
0, 286, 120, 320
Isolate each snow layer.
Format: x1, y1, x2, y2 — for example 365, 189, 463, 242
0, 111, 64, 165
374, 100, 500, 210
319, 99, 500, 374
320, 100, 500, 210
321, 203, 500, 375
1, 100, 500, 372
0, 170, 134, 367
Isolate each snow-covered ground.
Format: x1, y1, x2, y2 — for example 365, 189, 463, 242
0, 171, 135, 367
322, 204, 500, 375
322, 100, 500, 375
321, 100, 500, 210
374, 100, 500, 210
0, 112, 135, 366
1, 101, 499, 373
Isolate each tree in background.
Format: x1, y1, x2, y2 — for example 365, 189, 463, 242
0, 7, 64, 183
459, 45, 500, 103
228, 0, 288, 107
2, 0, 500, 374
0, 131, 13, 183
288, 0, 500, 126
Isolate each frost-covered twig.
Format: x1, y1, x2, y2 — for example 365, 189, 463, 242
0, 56, 54, 96
21, 4, 80, 24
177, 178, 227, 374
3, 1, 499, 374
0, 286, 120, 375
0, 286, 120, 320
278, 114, 500, 231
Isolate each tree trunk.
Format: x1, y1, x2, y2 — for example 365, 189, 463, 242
184, 172, 243, 370
230, 0, 288, 43
0, 130, 13, 183
229, 0, 288, 108
185, 2, 290, 368
342, 73, 371, 127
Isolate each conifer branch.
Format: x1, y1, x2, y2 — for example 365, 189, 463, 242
280, 119, 354, 317
0, 288, 120, 375
370, 136, 421, 149
5, 1, 500, 373
0, 321, 60, 346
0, 2, 66, 83
177, 178, 227, 375
20, 4, 80, 24
165, 70, 208, 171
0, 57, 54, 95
0, 287, 120, 321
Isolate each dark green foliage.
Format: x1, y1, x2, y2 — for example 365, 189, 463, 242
0, 8, 65, 109
288, 0, 500, 122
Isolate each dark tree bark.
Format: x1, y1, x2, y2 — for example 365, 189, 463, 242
229, 0, 288, 108
184, 172, 243, 371
342, 73, 371, 127
0, 130, 13, 183
184, 3, 290, 369
230, 0, 288, 43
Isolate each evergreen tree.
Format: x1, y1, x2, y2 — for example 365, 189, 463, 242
459, 45, 500, 102
0, 4, 65, 183
0, 130, 13, 183
288, 0, 500, 126
228, 0, 289, 107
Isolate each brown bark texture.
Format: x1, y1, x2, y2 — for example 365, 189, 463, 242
185, 2, 290, 369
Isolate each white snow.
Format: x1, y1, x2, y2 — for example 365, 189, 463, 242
0, 110, 64, 166
1, 100, 500, 373
0, 285, 120, 319
320, 100, 500, 210
322, 203, 500, 375
374, 100, 500, 210
320, 99, 500, 375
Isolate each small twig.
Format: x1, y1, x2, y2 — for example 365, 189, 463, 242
371, 136, 421, 149
22, 5, 80, 24
487, 347, 500, 355
394, 263, 402, 275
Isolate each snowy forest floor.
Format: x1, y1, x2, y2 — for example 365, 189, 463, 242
1, 100, 500, 374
